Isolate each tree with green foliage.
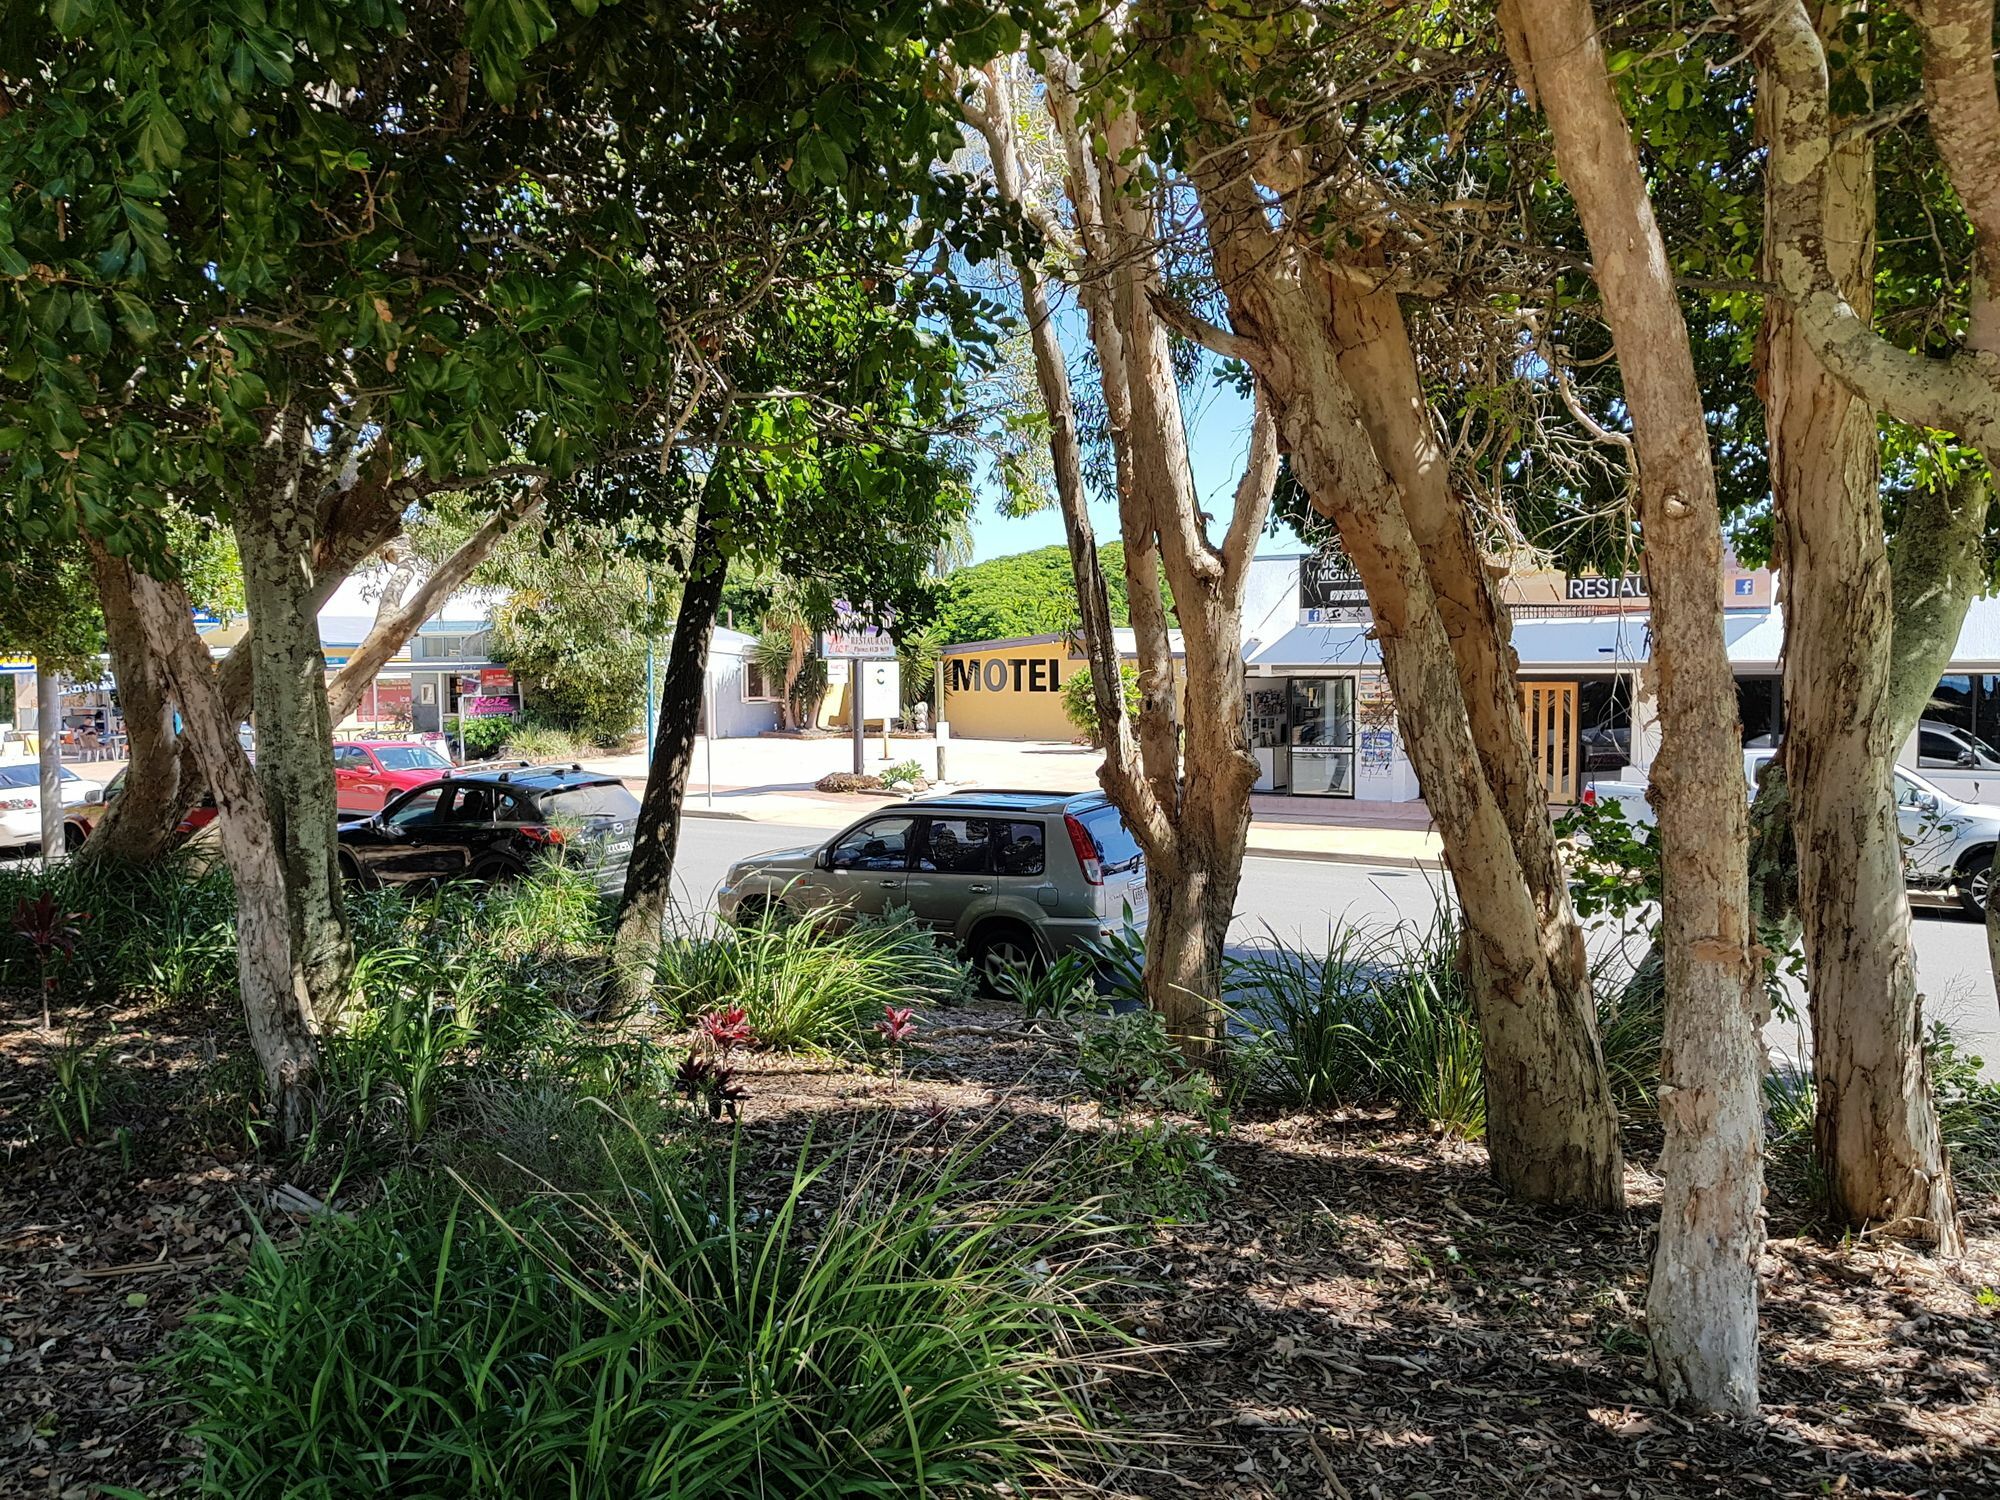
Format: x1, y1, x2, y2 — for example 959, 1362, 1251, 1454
930, 543, 1142, 644
1060, 662, 1142, 745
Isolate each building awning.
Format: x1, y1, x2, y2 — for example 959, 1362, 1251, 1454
1244, 608, 1786, 675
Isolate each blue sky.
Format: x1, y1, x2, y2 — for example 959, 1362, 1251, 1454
965, 371, 1312, 562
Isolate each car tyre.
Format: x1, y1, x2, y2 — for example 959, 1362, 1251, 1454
62, 823, 86, 853
468, 854, 526, 885
730, 895, 777, 928
967, 921, 1040, 998
337, 851, 373, 889
1957, 848, 1995, 920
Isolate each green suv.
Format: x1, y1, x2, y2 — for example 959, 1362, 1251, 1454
716, 790, 1147, 981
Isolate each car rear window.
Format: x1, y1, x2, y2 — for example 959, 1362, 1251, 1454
372, 745, 452, 771
0, 766, 37, 789
1077, 805, 1143, 875
540, 782, 641, 821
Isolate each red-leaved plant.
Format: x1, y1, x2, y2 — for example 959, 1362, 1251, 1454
674, 1054, 749, 1120
698, 1006, 756, 1052
874, 1005, 918, 1049
14, 893, 88, 1032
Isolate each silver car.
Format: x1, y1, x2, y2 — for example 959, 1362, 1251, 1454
716, 790, 1148, 983
1586, 751, 2000, 917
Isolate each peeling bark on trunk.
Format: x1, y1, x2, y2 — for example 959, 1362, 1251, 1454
125, 566, 318, 1138
1761, 33, 1961, 1250
235, 411, 354, 1026
1184, 148, 1624, 1209
1509, 0, 1765, 1414
77, 539, 183, 866
614, 501, 725, 999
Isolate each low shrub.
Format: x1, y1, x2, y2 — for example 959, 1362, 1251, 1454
653, 908, 969, 1049
0, 848, 238, 1005
169, 1130, 1115, 1497
814, 770, 883, 793
1068, 1117, 1234, 1224
878, 758, 926, 790
993, 950, 1100, 1025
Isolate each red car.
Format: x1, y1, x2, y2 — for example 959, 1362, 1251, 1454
332, 739, 457, 815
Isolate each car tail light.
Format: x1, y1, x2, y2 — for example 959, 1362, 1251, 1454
1063, 814, 1102, 885
520, 825, 566, 846
0, 797, 33, 811
1580, 787, 1598, 807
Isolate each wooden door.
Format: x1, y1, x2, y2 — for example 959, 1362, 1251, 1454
1521, 682, 1579, 802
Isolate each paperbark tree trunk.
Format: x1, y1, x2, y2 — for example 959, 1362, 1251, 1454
234, 410, 354, 1026
1762, 27, 1961, 1249
125, 564, 319, 1138
1181, 147, 1625, 1208
614, 500, 725, 999
76, 538, 183, 867
1085, 103, 1275, 1053
1507, 0, 1765, 1415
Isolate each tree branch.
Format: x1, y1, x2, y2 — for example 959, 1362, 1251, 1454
1148, 290, 1265, 366
324, 481, 547, 725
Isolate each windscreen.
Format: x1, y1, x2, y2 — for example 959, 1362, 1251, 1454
0, 765, 37, 790
372, 745, 452, 771
1078, 805, 1143, 875
541, 782, 642, 822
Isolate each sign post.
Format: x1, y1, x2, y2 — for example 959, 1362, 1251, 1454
820, 602, 897, 779
35, 663, 61, 868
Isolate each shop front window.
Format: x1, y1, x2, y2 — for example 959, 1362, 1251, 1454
1577, 677, 1632, 773
1287, 677, 1356, 796
1738, 677, 1782, 748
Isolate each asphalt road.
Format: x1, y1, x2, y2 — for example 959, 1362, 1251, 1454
665, 815, 2000, 1073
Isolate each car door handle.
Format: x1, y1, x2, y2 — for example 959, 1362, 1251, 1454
967, 884, 991, 893
878, 878, 900, 887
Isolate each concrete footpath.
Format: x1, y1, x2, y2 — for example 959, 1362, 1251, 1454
582, 734, 1444, 870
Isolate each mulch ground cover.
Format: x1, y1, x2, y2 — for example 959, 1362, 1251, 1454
3, 983, 1996, 1499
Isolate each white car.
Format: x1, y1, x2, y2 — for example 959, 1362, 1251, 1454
0, 761, 106, 855
1584, 752, 2000, 917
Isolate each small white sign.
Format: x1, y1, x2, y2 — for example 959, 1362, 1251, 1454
825, 659, 851, 685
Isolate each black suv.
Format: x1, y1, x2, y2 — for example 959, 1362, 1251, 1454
336, 765, 640, 897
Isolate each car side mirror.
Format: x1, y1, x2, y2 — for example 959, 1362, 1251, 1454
1960, 751, 1978, 768
815, 847, 832, 870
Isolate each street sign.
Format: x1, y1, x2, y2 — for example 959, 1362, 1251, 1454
1299, 547, 1369, 625
820, 600, 896, 660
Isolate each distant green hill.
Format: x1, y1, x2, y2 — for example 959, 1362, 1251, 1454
931, 544, 1139, 645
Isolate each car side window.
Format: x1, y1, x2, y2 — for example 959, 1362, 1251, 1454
387, 786, 447, 829
1895, 774, 1930, 808
995, 821, 1046, 876
454, 786, 498, 824
919, 817, 995, 875
829, 817, 914, 871
333, 746, 371, 772
494, 792, 534, 824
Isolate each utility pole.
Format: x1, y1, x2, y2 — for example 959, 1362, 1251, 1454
36, 665, 62, 868
850, 656, 864, 776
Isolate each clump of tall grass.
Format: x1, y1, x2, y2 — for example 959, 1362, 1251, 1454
1224, 914, 1486, 1138
652, 907, 969, 1050
169, 1126, 1118, 1497
0, 848, 237, 1005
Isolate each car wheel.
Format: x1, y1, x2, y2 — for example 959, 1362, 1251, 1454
468, 854, 525, 885
730, 895, 777, 928
337, 852, 372, 889
62, 823, 86, 853
967, 921, 1040, 997
1957, 849, 1995, 919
